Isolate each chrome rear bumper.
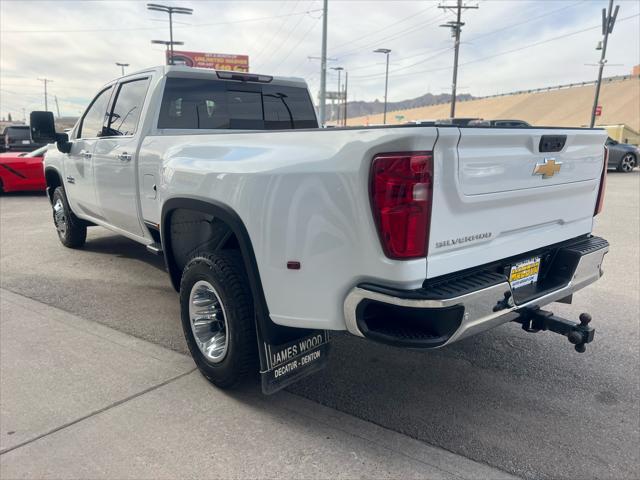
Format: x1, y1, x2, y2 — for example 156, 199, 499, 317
343, 237, 609, 348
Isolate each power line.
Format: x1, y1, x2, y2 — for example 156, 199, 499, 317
3, 8, 323, 34
349, 46, 453, 79
333, 11, 449, 59
342, 0, 583, 76
253, 0, 302, 69
459, 13, 637, 69
272, 14, 322, 72
329, 5, 436, 52
346, 45, 451, 72
466, 0, 585, 43
352, 12, 639, 83
268, 1, 319, 71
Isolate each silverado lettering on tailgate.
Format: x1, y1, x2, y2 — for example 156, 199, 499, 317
435, 232, 492, 249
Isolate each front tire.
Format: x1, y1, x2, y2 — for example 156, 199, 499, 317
617, 153, 636, 173
179, 251, 258, 388
52, 186, 86, 248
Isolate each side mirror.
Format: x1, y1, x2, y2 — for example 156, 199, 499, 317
29, 111, 71, 154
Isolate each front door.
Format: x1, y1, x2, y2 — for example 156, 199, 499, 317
93, 77, 151, 236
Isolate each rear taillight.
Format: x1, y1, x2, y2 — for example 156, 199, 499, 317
370, 152, 433, 259
594, 146, 607, 216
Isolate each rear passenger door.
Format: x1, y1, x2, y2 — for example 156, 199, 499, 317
93, 76, 151, 236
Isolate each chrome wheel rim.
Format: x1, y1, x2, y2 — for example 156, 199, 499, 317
53, 199, 67, 238
188, 280, 228, 363
621, 154, 635, 172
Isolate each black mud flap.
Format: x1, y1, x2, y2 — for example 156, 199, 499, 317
259, 330, 330, 395
254, 309, 330, 395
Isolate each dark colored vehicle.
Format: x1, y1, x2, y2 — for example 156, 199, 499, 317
0, 145, 47, 193
2, 125, 41, 152
436, 117, 481, 126
468, 119, 531, 127
606, 137, 638, 173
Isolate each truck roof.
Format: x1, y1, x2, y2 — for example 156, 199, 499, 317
108, 65, 309, 89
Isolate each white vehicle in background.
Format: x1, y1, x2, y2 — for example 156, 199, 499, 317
32, 65, 609, 394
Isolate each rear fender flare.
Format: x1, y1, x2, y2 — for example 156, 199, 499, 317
160, 197, 270, 319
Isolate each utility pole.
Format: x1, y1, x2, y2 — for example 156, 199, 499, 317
439, 0, 478, 118
37, 78, 52, 111
330, 66, 343, 125
590, 0, 619, 128
319, 0, 329, 126
343, 71, 348, 127
54, 96, 61, 119
147, 3, 193, 65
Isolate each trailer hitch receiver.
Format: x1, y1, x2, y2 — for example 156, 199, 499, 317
514, 308, 595, 353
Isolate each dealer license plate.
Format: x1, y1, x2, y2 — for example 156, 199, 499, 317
509, 257, 541, 289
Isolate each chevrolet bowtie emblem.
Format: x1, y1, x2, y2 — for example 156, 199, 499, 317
533, 158, 562, 178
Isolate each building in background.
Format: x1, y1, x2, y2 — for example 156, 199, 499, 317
169, 50, 249, 72
602, 124, 639, 145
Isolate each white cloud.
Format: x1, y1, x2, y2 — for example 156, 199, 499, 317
1, 0, 638, 119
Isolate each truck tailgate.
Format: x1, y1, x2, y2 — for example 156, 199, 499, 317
426, 127, 607, 279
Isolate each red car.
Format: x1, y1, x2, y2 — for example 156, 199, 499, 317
0, 145, 48, 193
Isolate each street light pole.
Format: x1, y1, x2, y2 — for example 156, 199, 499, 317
374, 48, 391, 124
147, 3, 193, 65
590, 0, 619, 128
116, 62, 129, 76
151, 40, 185, 65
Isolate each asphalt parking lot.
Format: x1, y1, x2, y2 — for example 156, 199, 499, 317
1, 170, 638, 480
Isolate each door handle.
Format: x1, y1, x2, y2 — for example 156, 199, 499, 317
117, 152, 132, 162
79, 150, 92, 159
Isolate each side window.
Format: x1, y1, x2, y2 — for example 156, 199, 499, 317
78, 87, 112, 139
106, 78, 151, 136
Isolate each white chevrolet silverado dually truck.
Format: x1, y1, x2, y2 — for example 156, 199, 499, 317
32, 66, 609, 393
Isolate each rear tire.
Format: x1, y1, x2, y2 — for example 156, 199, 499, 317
52, 186, 86, 248
179, 251, 258, 388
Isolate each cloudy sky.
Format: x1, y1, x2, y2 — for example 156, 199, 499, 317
1, 0, 639, 119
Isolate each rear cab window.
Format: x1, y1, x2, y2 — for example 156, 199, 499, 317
158, 77, 318, 130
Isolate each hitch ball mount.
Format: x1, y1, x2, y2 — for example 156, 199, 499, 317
513, 308, 595, 353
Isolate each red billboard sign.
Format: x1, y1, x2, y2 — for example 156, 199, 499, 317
168, 50, 249, 72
